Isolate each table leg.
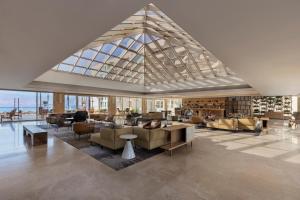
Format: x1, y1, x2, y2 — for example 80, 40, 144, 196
31, 134, 34, 146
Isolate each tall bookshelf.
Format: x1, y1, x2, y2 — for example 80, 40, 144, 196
252, 97, 260, 115
283, 96, 292, 117
251, 96, 292, 117
182, 97, 226, 118
225, 96, 252, 117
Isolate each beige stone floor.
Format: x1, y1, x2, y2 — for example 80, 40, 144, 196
0, 120, 300, 200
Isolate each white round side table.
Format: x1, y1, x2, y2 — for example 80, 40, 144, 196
120, 134, 137, 159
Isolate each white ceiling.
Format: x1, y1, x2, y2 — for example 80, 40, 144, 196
1, 0, 300, 96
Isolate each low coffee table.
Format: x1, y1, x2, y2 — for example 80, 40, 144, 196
23, 125, 48, 146
120, 134, 137, 159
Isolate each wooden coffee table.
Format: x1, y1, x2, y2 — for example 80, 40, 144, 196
23, 125, 48, 146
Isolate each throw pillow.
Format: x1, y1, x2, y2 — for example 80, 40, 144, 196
142, 121, 151, 128
150, 120, 161, 129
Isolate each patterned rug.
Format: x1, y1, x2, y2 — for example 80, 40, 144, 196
40, 125, 163, 170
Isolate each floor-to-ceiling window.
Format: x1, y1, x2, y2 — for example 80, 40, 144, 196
129, 98, 142, 113
154, 99, 165, 112
146, 98, 182, 114
37, 92, 53, 119
64, 94, 108, 113
77, 96, 90, 110
90, 96, 108, 113
167, 98, 182, 115
0, 90, 54, 121
116, 96, 142, 114
64, 95, 77, 112
146, 99, 155, 113
292, 96, 298, 113
99, 97, 108, 112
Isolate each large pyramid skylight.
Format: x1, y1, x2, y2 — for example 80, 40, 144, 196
52, 3, 247, 92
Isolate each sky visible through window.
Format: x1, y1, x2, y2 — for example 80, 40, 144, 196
0, 90, 53, 113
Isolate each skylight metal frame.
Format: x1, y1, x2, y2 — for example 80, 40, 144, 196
52, 3, 247, 92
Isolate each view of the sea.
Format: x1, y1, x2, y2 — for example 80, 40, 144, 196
0, 107, 37, 113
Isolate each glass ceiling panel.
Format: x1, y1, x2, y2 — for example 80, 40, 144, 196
58, 64, 73, 72
82, 49, 97, 60
85, 69, 98, 77
132, 55, 144, 64
101, 65, 113, 73
89, 62, 103, 71
92, 45, 102, 51
95, 53, 109, 63
77, 58, 91, 68
120, 37, 134, 48
144, 34, 154, 44
123, 51, 137, 61
101, 44, 116, 54
112, 47, 126, 58
51, 3, 247, 91
116, 60, 129, 68
96, 71, 108, 78
73, 67, 86, 74
129, 41, 143, 52
63, 56, 78, 65
106, 56, 120, 66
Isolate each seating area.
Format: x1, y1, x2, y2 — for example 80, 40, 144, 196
2, 1, 300, 199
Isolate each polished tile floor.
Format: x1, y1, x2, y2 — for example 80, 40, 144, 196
0, 120, 300, 200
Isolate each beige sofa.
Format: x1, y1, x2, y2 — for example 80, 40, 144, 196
142, 112, 163, 120
206, 118, 238, 131
90, 125, 168, 150
238, 118, 257, 131
133, 127, 168, 150
207, 118, 259, 131
90, 126, 133, 150
186, 116, 204, 124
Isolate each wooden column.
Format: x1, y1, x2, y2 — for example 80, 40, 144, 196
297, 97, 300, 112
142, 98, 147, 113
164, 98, 169, 111
108, 96, 116, 115
53, 93, 65, 113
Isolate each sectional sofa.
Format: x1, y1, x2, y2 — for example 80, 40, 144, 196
90, 125, 169, 150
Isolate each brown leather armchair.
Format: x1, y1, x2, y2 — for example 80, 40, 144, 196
73, 122, 95, 138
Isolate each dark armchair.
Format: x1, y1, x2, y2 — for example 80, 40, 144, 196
73, 122, 95, 139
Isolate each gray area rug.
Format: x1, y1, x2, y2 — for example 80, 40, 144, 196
39, 125, 163, 170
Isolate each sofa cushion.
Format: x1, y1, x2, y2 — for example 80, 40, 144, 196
133, 127, 150, 141
206, 121, 219, 128
138, 121, 151, 128
238, 118, 256, 126
150, 120, 161, 129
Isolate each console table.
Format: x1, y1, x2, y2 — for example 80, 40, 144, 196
161, 124, 194, 156
260, 117, 269, 128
